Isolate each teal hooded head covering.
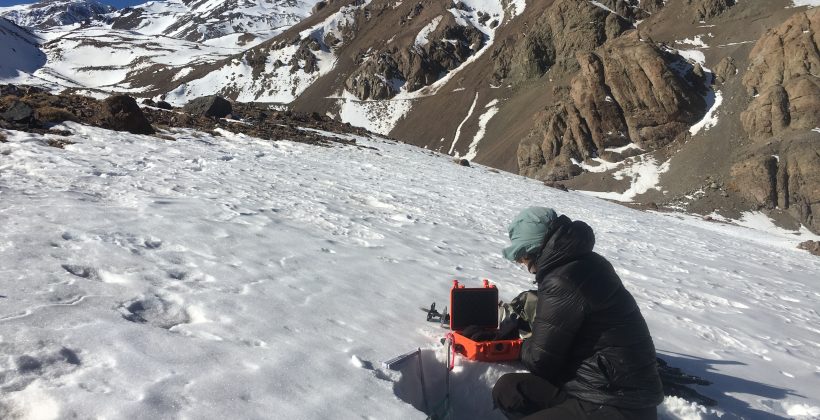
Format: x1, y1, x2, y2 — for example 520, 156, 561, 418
502, 207, 558, 261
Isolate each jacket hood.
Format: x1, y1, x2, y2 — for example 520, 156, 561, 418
534, 215, 595, 283
502, 207, 558, 261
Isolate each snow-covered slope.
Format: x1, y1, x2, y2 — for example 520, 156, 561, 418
34, 28, 240, 91
109, 0, 322, 46
0, 17, 46, 80
0, 122, 818, 419
166, 0, 370, 104
166, 0, 516, 111
0, 0, 113, 30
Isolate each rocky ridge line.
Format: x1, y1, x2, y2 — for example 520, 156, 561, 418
0, 85, 371, 148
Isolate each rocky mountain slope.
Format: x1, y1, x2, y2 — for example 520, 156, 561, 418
0, 0, 113, 29
1, 0, 323, 49
108, 0, 322, 47
1, 0, 819, 234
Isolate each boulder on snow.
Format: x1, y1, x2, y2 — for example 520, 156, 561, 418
98, 95, 155, 134
183, 95, 232, 119
156, 101, 173, 110
0, 100, 35, 124
141, 98, 156, 106
798, 240, 820, 256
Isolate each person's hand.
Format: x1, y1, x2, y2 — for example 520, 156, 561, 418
461, 325, 497, 341
495, 318, 520, 340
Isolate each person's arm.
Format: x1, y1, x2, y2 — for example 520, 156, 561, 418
520, 276, 586, 384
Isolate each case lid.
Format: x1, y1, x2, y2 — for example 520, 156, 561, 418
449, 279, 499, 331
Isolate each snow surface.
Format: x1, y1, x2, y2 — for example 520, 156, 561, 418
1, 123, 820, 420
32, 28, 239, 91
792, 0, 820, 7
111, 0, 318, 45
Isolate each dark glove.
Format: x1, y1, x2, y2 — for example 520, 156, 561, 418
461, 325, 497, 342
495, 316, 520, 340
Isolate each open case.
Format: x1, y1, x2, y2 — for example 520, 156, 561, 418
449, 279, 522, 362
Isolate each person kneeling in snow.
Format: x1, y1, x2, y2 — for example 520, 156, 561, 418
493, 207, 663, 420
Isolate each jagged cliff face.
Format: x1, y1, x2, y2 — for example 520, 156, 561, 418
518, 32, 709, 181
730, 9, 820, 233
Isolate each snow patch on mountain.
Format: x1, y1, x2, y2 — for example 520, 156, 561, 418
167, 1, 366, 104
579, 155, 671, 202
415, 16, 443, 47
792, 0, 820, 7
690, 90, 723, 135
506, 0, 527, 17
338, 96, 414, 135
463, 102, 499, 161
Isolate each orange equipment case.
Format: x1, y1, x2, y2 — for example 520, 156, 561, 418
449, 279, 522, 362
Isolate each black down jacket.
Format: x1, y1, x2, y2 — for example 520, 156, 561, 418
519, 215, 664, 409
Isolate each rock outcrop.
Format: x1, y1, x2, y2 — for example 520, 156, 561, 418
345, 13, 485, 100
799, 240, 820, 256
491, 0, 633, 83
729, 9, 820, 233
183, 95, 233, 119
0, 84, 372, 147
98, 95, 155, 134
741, 9, 820, 138
729, 134, 820, 233
741, 77, 820, 138
0, 100, 35, 124
519, 32, 708, 180
688, 0, 735, 22
713, 56, 737, 84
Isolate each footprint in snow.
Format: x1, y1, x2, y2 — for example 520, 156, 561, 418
0, 346, 82, 393
118, 295, 190, 330
61, 264, 99, 280
351, 355, 375, 370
